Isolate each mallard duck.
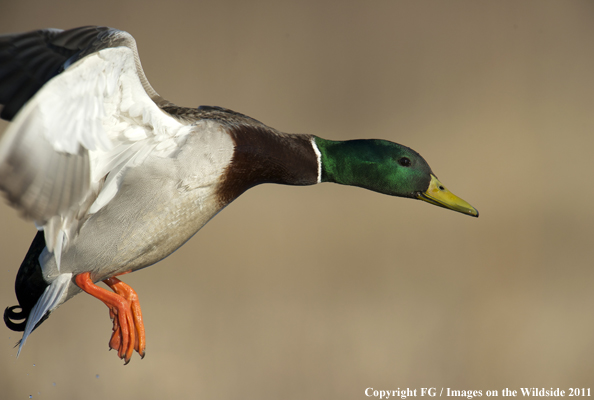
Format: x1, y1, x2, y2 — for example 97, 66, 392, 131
0, 26, 478, 364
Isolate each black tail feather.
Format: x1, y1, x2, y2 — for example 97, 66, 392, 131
4, 305, 27, 331
4, 231, 49, 332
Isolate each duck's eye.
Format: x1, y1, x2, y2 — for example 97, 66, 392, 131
398, 157, 411, 167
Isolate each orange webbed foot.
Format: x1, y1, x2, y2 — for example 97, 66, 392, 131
104, 276, 146, 359
75, 272, 146, 364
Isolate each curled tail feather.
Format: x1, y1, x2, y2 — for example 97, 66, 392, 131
4, 231, 48, 332
4, 231, 72, 355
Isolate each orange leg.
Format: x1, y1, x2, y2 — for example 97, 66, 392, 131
74, 272, 146, 364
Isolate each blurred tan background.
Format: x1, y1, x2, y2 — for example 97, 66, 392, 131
1, 0, 593, 399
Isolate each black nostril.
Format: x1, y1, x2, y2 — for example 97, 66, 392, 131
439, 186, 445, 190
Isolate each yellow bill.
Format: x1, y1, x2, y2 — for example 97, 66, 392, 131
417, 175, 479, 217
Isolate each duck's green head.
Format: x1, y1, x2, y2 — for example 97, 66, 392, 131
314, 137, 478, 217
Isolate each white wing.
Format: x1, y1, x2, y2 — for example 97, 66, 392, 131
0, 31, 193, 269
